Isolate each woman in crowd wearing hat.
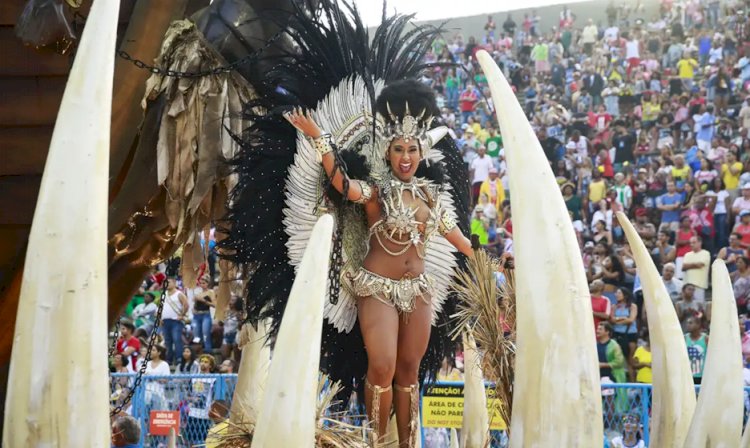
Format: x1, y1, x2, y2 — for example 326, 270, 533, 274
733, 210, 750, 249
471, 205, 491, 247
479, 166, 505, 217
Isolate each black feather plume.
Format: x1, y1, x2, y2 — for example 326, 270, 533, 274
219, 0, 470, 398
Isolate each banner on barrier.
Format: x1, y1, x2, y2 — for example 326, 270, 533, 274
149, 410, 181, 436
422, 384, 506, 430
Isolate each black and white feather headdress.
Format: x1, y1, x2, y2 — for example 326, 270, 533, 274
220, 0, 471, 393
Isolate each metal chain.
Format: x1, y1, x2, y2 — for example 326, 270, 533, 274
323, 148, 350, 305
110, 275, 168, 416
108, 315, 122, 358
327, 209, 345, 305
73, 11, 285, 79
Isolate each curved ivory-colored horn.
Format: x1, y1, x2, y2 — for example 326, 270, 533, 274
230, 320, 271, 431
424, 126, 449, 148
450, 428, 459, 448
461, 329, 488, 448
251, 215, 333, 448
617, 212, 695, 447
384, 414, 399, 446
684, 260, 743, 447
2, 0, 120, 446
475, 49, 602, 446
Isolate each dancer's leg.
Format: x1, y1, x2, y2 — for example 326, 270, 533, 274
394, 297, 432, 448
359, 296, 399, 442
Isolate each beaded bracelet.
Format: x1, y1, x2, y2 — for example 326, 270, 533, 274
310, 134, 333, 162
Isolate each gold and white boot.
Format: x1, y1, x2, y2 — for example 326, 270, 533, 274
366, 378, 392, 447
394, 383, 420, 448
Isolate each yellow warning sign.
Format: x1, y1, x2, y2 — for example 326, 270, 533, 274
421, 384, 506, 430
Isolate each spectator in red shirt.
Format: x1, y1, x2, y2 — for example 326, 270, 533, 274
596, 146, 615, 179
591, 279, 612, 329
116, 320, 141, 371
589, 104, 613, 144
145, 267, 166, 291
734, 210, 750, 249
459, 83, 479, 124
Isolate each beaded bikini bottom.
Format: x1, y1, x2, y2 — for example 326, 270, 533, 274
345, 267, 433, 314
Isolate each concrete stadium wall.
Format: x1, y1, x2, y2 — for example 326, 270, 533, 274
415, 0, 661, 40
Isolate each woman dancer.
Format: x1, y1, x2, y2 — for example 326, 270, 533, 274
285, 80, 474, 446
218, 2, 475, 446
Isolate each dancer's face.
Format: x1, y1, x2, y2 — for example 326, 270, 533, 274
387, 137, 420, 181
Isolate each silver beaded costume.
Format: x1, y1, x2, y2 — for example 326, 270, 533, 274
343, 174, 457, 314
282, 77, 459, 330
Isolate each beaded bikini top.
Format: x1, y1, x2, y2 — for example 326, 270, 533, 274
368, 174, 447, 259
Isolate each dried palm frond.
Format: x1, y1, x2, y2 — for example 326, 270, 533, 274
450, 249, 516, 428
211, 374, 371, 447
315, 375, 371, 448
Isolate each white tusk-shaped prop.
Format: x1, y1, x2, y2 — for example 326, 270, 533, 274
475, 49, 602, 446
461, 330, 488, 448
251, 215, 334, 448
230, 320, 271, 431
617, 212, 695, 447
2, 0, 121, 446
684, 260, 743, 447
450, 428, 459, 448
384, 414, 399, 446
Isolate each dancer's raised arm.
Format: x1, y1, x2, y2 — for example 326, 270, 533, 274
284, 108, 374, 204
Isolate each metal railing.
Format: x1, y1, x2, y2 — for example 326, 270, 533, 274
111, 374, 750, 447
111, 373, 238, 447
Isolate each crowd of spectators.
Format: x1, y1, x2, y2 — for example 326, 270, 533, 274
111, 245, 240, 446
420, 0, 750, 443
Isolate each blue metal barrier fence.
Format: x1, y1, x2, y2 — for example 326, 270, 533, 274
111, 373, 238, 447
111, 374, 750, 447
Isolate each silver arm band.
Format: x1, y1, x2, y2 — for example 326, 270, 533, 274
438, 210, 457, 235
310, 134, 333, 162
352, 181, 373, 204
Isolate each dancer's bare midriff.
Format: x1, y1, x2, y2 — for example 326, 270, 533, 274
362, 239, 425, 280
362, 191, 430, 279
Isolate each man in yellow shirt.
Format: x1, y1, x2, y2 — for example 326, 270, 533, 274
631, 336, 652, 383
588, 169, 607, 207
722, 151, 743, 201
479, 167, 506, 213
641, 91, 661, 126
676, 53, 699, 90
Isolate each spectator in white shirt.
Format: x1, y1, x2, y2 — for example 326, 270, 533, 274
132, 293, 158, 333
470, 145, 494, 204
662, 262, 684, 302
682, 236, 711, 302
733, 183, 750, 223
708, 41, 723, 65
568, 130, 589, 160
